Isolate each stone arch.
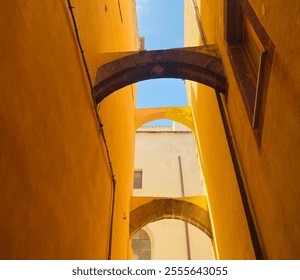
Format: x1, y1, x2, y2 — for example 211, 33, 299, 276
135, 106, 195, 130
93, 46, 227, 103
129, 198, 211, 238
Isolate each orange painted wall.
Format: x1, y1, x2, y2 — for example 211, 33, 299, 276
185, 0, 300, 259
0, 0, 138, 259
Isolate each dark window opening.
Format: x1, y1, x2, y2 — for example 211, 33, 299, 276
133, 170, 143, 189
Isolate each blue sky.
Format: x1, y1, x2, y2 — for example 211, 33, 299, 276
136, 0, 187, 125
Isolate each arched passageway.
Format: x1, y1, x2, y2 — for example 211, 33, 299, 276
93, 46, 227, 103
129, 198, 211, 238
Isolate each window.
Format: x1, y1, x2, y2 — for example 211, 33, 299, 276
225, 0, 274, 139
131, 229, 151, 260
242, 15, 263, 77
133, 170, 143, 189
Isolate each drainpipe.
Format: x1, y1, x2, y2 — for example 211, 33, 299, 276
215, 90, 265, 259
66, 0, 117, 260
107, 178, 116, 260
178, 156, 192, 260
190, 0, 207, 45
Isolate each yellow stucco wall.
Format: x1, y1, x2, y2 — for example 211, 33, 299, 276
185, 0, 300, 259
184, 0, 255, 260
0, 0, 138, 259
228, 0, 300, 260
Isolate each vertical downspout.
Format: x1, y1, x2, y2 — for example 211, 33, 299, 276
117, 0, 123, 22
190, 0, 207, 45
66, 0, 117, 260
215, 91, 264, 259
107, 179, 116, 260
178, 156, 192, 260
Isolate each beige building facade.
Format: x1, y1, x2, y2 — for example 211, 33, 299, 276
132, 122, 213, 260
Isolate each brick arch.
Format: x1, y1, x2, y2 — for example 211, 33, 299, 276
129, 198, 211, 238
93, 46, 227, 103
135, 106, 195, 130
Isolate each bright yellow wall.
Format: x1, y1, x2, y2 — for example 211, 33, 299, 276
184, 0, 255, 259
185, 0, 300, 259
0, 0, 138, 259
185, 83, 255, 259
227, 0, 300, 260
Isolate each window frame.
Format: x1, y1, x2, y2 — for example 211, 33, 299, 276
224, 0, 275, 140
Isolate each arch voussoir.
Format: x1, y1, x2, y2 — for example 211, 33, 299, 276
129, 198, 212, 238
93, 45, 227, 103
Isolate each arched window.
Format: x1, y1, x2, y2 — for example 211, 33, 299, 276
131, 229, 151, 260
